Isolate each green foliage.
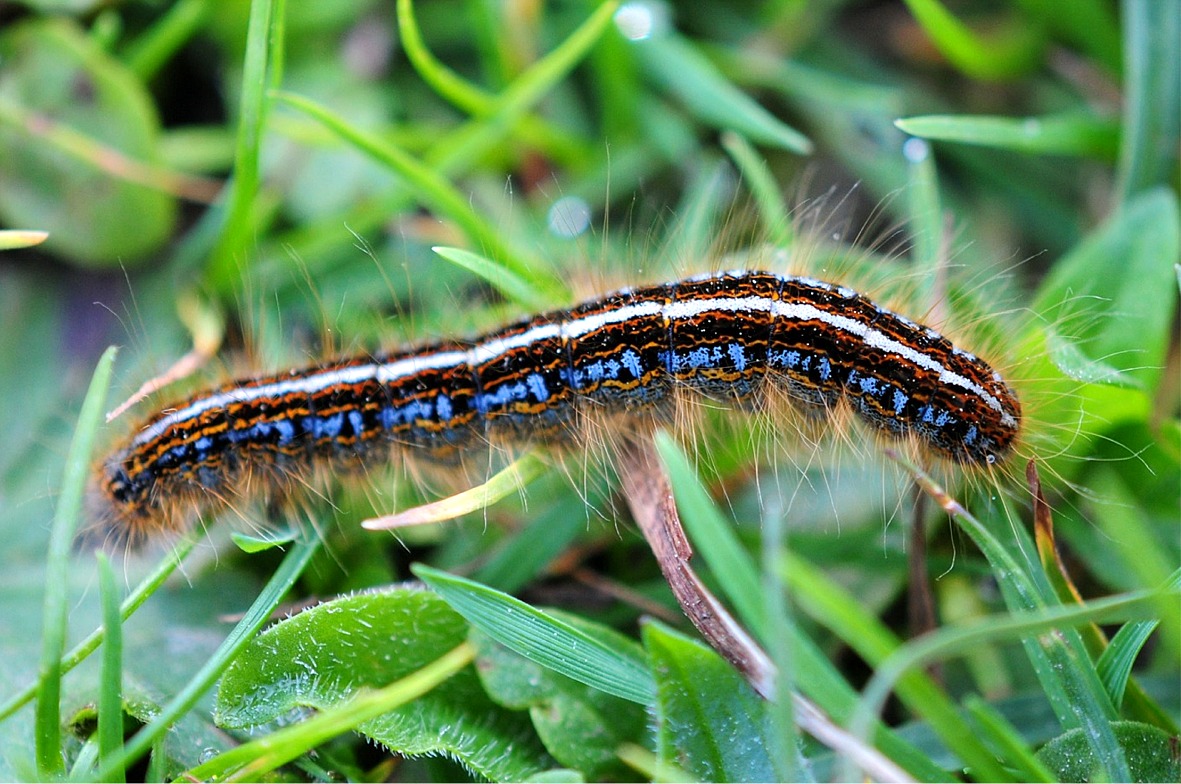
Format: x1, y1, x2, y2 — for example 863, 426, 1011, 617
1, 0, 1177, 781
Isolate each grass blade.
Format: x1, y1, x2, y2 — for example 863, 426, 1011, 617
95, 553, 125, 783
896, 113, 1119, 158
35, 345, 117, 778
413, 564, 655, 704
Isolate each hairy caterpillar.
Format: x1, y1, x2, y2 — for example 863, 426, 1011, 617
91, 267, 1021, 547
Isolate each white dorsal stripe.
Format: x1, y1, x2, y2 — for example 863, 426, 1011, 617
771, 299, 1013, 423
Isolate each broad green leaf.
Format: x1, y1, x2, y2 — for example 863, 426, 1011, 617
414, 565, 655, 705
644, 622, 777, 783
0, 20, 175, 266
473, 627, 647, 780
216, 588, 549, 781
1036, 722, 1181, 783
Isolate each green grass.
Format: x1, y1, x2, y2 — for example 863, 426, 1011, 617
0, 1, 1177, 781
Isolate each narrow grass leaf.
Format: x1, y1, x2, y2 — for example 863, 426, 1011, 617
720, 131, 792, 247
897, 457, 1129, 780
122, 0, 212, 81
413, 564, 655, 704
902, 135, 943, 298
364, 451, 547, 530
964, 697, 1056, 783
0, 537, 196, 723
396, 0, 499, 115
95, 553, 125, 784
35, 345, 116, 778
1116, 0, 1181, 204
230, 528, 298, 553
1097, 569, 1181, 711
633, 32, 811, 154
856, 590, 1167, 735
901, 0, 1045, 80
93, 536, 320, 781
0, 229, 48, 250
430, 246, 561, 313
896, 113, 1119, 158
206, 0, 273, 290
653, 431, 767, 640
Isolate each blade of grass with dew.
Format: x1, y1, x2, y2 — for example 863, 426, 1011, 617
854, 589, 1169, 736
1095, 568, 1181, 730
895, 113, 1120, 158
95, 553, 125, 784
206, 0, 274, 291
34, 345, 116, 778
902, 135, 944, 302
413, 564, 655, 704
92, 536, 320, 780
897, 456, 1130, 780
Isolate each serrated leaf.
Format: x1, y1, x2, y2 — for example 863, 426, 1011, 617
643, 622, 777, 783
215, 588, 549, 781
473, 627, 647, 780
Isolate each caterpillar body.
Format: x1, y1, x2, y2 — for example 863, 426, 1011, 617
93, 269, 1021, 545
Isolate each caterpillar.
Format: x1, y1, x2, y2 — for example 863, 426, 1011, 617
90, 268, 1021, 547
